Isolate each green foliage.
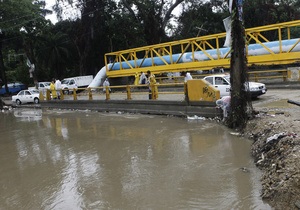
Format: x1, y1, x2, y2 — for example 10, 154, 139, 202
0, 0, 46, 35
12, 65, 33, 85
1, 0, 299, 84
34, 29, 73, 79
0, 0, 48, 87
175, 0, 229, 40
175, 0, 298, 40
3, 59, 31, 85
121, 0, 184, 44
105, 12, 147, 50
243, 0, 300, 28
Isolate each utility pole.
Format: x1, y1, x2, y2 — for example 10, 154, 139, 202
227, 0, 253, 130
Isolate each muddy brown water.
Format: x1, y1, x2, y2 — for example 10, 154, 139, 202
0, 108, 271, 210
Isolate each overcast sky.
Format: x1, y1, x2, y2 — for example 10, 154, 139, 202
45, 0, 58, 24
45, 0, 80, 24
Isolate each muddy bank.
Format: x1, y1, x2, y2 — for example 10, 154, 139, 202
243, 89, 300, 210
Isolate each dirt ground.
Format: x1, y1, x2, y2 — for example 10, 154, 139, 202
243, 89, 300, 210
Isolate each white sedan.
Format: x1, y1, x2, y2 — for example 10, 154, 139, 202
203, 74, 267, 98
12, 89, 40, 105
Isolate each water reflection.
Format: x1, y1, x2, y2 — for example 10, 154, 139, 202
0, 109, 271, 209
13, 108, 42, 121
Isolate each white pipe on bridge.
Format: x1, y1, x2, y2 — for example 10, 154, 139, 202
88, 38, 300, 88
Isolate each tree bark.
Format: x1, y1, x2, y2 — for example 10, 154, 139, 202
227, 0, 253, 130
0, 34, 9, 94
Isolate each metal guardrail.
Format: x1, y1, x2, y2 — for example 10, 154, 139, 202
40, 69, 290, 101
156, 69, 289, 82
41, 82, 186, 101
248, 69, 288, 82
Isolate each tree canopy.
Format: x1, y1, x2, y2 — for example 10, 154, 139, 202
0, 0, 299, 88
0, 0, 49, 92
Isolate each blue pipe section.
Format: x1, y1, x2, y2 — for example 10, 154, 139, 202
109, 38, 300, 71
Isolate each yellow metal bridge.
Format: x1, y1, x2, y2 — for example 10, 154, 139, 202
104, 20, 300, 78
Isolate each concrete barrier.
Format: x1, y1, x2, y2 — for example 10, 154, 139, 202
40, 99, 221, 118
287, 67, 300, 81
187, 79, 220, 102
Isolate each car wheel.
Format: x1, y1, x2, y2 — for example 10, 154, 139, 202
63, 89, 69, 95
34, 98, 39, 104
16, 99, 21, 105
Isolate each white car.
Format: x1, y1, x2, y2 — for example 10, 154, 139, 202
203, 74, 267, 98
12, 89, 40, 105
37, 82, 51, 90
28, 82, 51, 92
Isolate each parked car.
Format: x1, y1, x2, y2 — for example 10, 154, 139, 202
203, 74, 267, 98
61, 75, 93, 94
37, 82, 51, 91
0, 82, 27, 95
29, 82, 51, 91
12, 89, 40, 105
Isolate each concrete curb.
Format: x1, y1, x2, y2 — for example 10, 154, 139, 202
40, 100, 221, 118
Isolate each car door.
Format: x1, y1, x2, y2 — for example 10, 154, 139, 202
213, 76, 230, 97
16, 90, 25, 102
68, 79, 76, 89
23, 90, 33, 103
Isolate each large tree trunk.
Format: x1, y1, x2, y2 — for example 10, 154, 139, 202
0, 34, 9, 94
227, 0, 253, 130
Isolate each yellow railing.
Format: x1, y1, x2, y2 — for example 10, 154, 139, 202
40, 69, 292, 102
156, 69, 289, 82
248, 69, 288, 82
42, 83, 186, 101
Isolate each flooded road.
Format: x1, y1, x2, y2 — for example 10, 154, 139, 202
0, 108, 271, 210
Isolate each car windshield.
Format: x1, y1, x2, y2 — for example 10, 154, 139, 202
18, 90, 25, 95
61, 80, 69, 84
224, 75, 230, 81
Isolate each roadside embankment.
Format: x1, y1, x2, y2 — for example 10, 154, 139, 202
244, 113, 300, 210
244, 89, 300, 210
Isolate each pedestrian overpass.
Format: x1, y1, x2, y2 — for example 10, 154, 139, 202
104, 20, 300, 78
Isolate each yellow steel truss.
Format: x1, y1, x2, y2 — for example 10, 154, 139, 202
105, 20, 300, 78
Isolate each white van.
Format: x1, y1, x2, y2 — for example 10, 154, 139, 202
61, 75, 93, 94
28, 82, 51, 94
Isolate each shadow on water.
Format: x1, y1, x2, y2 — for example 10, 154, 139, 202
0, 108, 272, 210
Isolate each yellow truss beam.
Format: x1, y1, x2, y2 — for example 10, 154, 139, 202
105, 20, 300, 78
